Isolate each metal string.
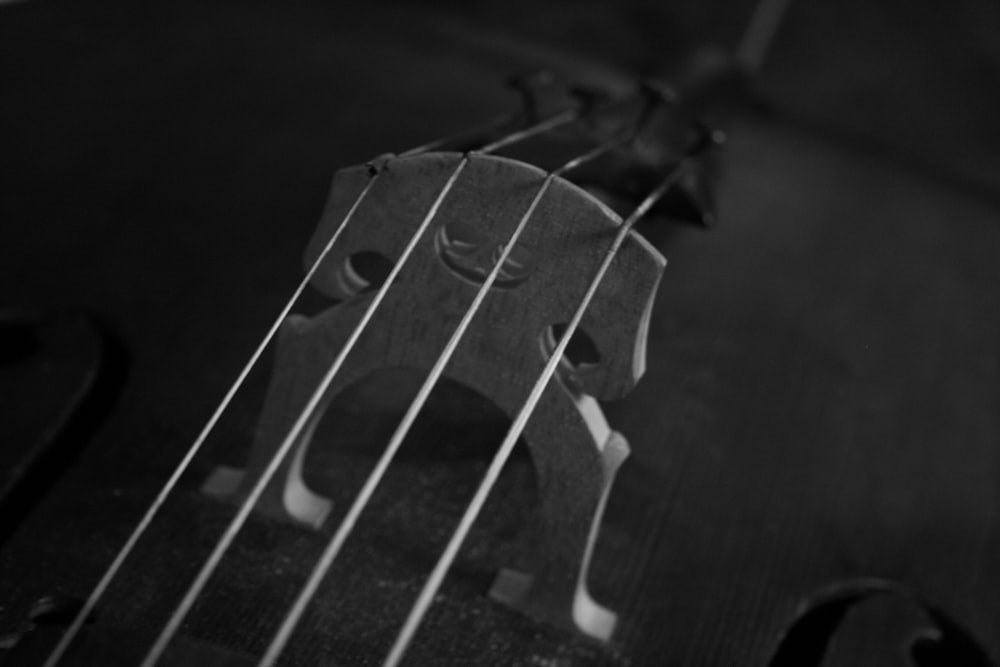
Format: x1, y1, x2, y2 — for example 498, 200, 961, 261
381, 158, 693, 667
255, 135, 627, 667
138, 108, 582, 667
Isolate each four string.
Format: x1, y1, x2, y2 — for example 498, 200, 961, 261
137, 108, 581, 667
45, 0, 793, 660
256, 132, 633, 667
45, 76, 698, 667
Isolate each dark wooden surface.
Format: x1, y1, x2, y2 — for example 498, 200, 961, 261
1, 1, 998, 665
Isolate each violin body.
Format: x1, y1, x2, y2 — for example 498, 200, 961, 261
1, 1, 998, 665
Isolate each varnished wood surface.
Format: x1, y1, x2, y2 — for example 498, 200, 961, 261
0, 1, 998, 664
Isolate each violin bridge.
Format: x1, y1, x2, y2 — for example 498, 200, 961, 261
202, 150, 665, 642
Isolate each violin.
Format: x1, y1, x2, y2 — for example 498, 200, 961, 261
1, 1, 998, 665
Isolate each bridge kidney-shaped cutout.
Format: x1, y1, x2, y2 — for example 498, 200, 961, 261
434, 221, 535, 289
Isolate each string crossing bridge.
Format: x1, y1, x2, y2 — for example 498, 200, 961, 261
203, 148, 665, 640
196, 74, 721, 658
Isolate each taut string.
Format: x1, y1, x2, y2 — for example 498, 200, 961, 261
255, 134, 630, 667
138, 107, 583, 667
381, 156, 694, 667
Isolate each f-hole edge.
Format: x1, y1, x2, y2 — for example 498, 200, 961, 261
767, 578, 995, 667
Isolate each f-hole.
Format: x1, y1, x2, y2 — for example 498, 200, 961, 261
768, 580, 993, 667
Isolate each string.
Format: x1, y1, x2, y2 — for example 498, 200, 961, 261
41, 103, 540, 667
138, 108, 582, 667
381, 158, 693, 667
255, 135, 628, 667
